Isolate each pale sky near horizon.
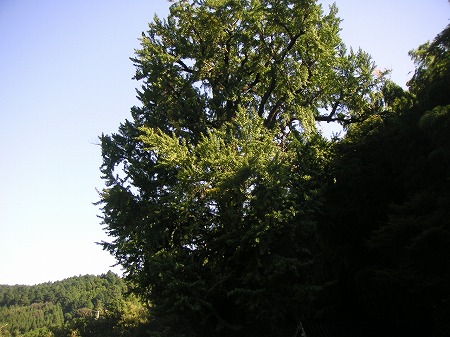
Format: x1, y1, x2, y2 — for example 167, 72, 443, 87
0, 0, 448, 286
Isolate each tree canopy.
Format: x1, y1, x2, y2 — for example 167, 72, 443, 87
98, 0, 450, 336
128, 0, 382, 138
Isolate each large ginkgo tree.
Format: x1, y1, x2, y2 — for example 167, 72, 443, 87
98, 1, 384, 336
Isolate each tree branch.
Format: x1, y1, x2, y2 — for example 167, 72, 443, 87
266, 95, 286, 128
326, 100, 340, 122
258, 68, 277, 117
176, 59, 193, 73
259, 29, 304, 122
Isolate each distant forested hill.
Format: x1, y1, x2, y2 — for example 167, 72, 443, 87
0, 272, 149, 337
0, 271, 126, 312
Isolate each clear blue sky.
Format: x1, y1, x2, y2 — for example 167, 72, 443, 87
0, 0, 448, 285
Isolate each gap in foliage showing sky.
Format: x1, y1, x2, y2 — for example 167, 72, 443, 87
0, 0, 448, 285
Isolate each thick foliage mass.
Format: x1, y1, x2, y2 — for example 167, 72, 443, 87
318, 24, 450, 336
98, 0, 449, 336
98, 1, 381, 335
101, 110, 332, 336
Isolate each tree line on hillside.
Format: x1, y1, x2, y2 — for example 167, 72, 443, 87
0, 302, 63, 337
97, 1, 450, 336
0, 272, 149, 337
0, 272, 125, 314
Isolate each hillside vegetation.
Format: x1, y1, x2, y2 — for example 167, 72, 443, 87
0, 272, 149, 337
